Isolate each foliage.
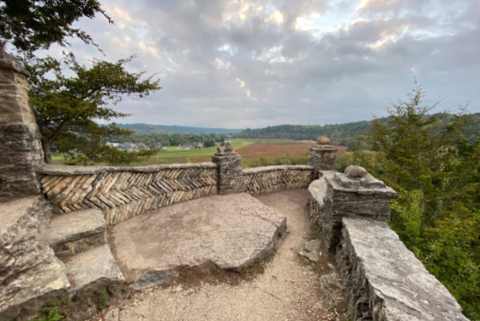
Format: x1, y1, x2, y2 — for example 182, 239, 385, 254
233, 114, 480, 150
27, 53, 161, 164
29, 305, 66, 321
354, 83, 480, 319
0, 0, 112, 56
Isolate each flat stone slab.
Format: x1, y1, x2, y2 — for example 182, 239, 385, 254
65, 244, 125, 291
111, 193, 287, 283
37, 208, 107, 260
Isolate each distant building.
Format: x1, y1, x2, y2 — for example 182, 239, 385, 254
149, 142, 163, 150
179, 142, 205, 149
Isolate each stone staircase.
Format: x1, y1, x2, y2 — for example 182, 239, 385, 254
0, 199, 124, 320
37, 208, 124, 292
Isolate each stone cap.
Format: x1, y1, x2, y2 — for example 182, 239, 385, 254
326, 172, 398, 197
316, 136, 330, 145
0, 48, 30, 77
243, 165, 314, 174
36, 163, 217, 175
309, 145, 338, 151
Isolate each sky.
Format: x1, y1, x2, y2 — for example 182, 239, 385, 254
43, 0, 480, 128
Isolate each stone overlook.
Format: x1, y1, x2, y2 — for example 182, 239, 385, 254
0, 50, 472, 321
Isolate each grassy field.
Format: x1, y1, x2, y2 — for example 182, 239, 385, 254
51, 138, 349, 168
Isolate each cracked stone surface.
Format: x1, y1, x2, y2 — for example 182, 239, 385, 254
111, 193, 287, 283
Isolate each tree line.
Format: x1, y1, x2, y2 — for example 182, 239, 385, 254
233, 114, 480, 150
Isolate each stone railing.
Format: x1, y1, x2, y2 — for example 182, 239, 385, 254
243, 165, 314, 195
308, 166, 469, 321
37, 164, 218, 225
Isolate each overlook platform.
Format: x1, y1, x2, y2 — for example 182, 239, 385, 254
91, 189, 346, 321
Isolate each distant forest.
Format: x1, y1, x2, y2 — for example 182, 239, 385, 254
233, 113, 480, 149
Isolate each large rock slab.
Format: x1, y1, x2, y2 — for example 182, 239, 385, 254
37, 208, 106, 260
111, 193, 286, 285
65, 244, 124, 292
0, 197, 70, 320
0, 255, 71, 320
337, 217, 469, 321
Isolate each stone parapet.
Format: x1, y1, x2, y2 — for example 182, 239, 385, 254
337, 217, 469, 321
308, 145, 338, 174
211, 151, 244, 195
243, 165, 314, 195
37, 163, 218, 225
308, 166, 397, 250
0, 48, 44, 198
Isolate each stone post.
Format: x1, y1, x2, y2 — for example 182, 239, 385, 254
308, 136, 338, 177
211, 142, 244, 195
0, 48, 44, 198
322, 165, 397, 250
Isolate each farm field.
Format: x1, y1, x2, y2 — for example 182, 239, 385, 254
51, 138, 349, 168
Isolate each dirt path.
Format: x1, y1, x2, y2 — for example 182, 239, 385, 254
94, 189, 345, 321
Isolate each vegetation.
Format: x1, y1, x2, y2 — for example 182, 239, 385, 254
0, 0, 111, 56
115, 123, 242, 135
233, 114, 480, 150
27, 54, 161, 164
351, 84, 480, 320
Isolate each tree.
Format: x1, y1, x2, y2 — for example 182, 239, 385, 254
27, 54, 161, 164
355, 83, 480, 319
0, 0, 112, 55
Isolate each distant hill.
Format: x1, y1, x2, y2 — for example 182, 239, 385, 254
116, 123, 244, 135
233, 113, 480, 149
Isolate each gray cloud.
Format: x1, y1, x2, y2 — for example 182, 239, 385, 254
44, 0, 480, 128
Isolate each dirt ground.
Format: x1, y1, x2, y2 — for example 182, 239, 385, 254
90, 189, 346, 321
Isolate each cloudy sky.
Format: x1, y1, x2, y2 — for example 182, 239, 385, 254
45, 0, 480, 128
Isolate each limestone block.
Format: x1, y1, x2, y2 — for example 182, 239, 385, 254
337, 217, 469, 321
65, 244, 125, 292
37, 208, 107, 260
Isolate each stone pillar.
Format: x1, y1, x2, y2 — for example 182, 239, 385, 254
211, 142, 244, 195
308, 136, 338, 176
0, 48, 44, 198
322, 165, 397, 250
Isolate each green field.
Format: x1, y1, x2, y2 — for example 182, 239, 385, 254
51, 139, 254, 165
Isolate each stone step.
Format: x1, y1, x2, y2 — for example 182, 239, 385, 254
65, 244, 125, 292
38, 208, 107, 260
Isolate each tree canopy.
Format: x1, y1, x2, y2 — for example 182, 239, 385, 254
0, 0, 112, 55
28, 54, 161, 164
353, 84, 480, 319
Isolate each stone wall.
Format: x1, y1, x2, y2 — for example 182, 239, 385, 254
336, 217, 468, 321
243, 165, 314, 195
0, 49, 44, 199
308, 166, 470, 321
37, 163, 218, 225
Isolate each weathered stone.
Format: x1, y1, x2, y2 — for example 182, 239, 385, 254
65, 244, 124, 292
0, 256, 71, 320
0, 48, 43, 198
211, 152, 244, 195
309, 170, 398, 250
111, 193, 287, 278
316, 136, 331, 145
0, 197, 52, 285
298, 239, 322, 262
243, 165, 314, 195
37, 164, 219, 225
337, 217, 469, 321
131, 269, 178, 290
344, 165, 368, 178
37, 208, 107, 260
308, 144, 338, 174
